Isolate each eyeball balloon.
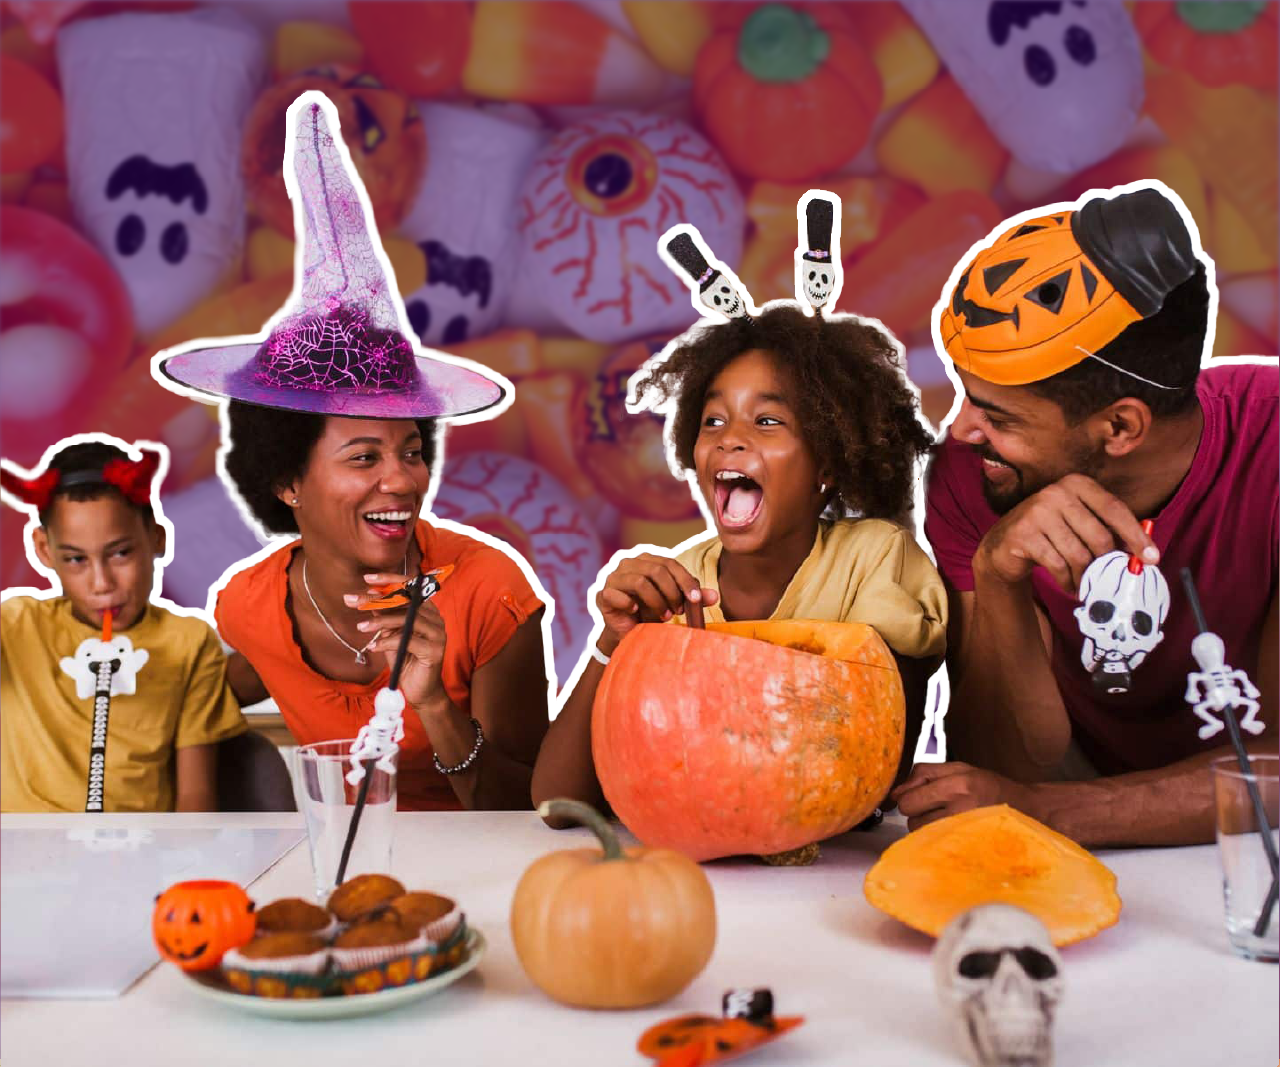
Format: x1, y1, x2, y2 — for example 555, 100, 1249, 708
57, 9, 267, 336
518, 111, 744, 344
900, 0, 1143, 174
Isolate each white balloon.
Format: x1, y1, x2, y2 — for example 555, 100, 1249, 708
0, 325, 91, 419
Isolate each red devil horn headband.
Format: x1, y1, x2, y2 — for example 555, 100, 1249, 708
0, 449, 162, 514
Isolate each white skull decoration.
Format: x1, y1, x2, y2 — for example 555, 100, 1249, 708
701, 274, 744, 319
1073, 550, 1169, 693
801, 259, 834, 307
933, 904, 1064, 1067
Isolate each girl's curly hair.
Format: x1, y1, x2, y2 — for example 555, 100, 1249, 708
224, 402, 437, 535
631, 304, 934, 521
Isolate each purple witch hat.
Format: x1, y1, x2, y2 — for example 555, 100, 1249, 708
154, 92, 506, 419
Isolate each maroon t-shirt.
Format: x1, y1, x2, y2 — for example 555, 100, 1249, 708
924, 362, 1278, 775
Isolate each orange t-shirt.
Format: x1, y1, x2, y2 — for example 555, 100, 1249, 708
215, 520, 543, 810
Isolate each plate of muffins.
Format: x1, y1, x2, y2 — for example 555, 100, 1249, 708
184, 874, 485, 1020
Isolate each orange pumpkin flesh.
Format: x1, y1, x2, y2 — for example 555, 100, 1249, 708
511, 799, 716, 1009
863, 805, 1122, 947
593, 621, 905, 862
152, 880, 257, 972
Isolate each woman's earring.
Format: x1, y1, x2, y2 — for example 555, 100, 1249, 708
291, 497, 299, 506
819, 483, 828, 495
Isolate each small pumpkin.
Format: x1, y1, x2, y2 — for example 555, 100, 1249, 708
593, 620, 905, 862
863, 805, 1122, 947
693, 3, 882, 182
1135, 2, 1277, 92
152, 880, 257, 972
510, 799, 716, 1009
242, 66, 426, 236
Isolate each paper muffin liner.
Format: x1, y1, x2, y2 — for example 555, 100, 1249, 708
254, 913, 342, 943
329, 929, 430, 978
221, 944, 334, 999
419, 904, 464, 946
332, 921, 470, 996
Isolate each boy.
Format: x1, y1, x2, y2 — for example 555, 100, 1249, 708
1, 436, 247, 812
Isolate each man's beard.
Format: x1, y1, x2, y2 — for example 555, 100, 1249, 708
977, 441, 1105, 515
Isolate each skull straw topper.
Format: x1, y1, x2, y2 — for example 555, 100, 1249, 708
939, 183, 1198, 387
1074, 522, 1169, 696
797, 191, 841, 312
661, 227, 749, 321
933, 904, 1064, 1067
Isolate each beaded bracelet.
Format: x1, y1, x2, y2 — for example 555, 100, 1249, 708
433, 718, 485, 775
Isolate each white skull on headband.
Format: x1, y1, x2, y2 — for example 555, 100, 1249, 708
798, 194, 839, 310
663, 229, 747, 321
1074, 549, 1169, 694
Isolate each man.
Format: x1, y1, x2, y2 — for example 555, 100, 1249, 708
898, 183, 1277, 847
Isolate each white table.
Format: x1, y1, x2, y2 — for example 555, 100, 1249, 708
2, 812, 1276, 1066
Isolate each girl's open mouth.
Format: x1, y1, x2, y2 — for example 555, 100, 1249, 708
713, 471, 763, 529
363, 509, 414, 540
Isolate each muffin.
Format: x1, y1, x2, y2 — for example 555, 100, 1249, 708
255, 898, 336, 938
221, 932, 331, 999
331, 919, 428, 995
388, 892, 463, 944
327, 874, 406, 922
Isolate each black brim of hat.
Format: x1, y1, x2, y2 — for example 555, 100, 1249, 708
157, 341, 506, 420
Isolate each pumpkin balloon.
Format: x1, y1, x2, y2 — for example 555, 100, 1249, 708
511, 799, 716, 1009
593, 620, 905, 861
242, 67, 426, 235
152, 880, 257, 972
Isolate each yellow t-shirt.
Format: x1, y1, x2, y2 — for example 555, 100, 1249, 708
0, 595, 247, 813
672, 518, 948, 658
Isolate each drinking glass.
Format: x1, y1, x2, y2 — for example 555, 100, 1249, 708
1211, 755, 1279, 962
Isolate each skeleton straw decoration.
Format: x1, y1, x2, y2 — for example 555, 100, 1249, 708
1180, 568, 1278, 939
334, 570, 443, 885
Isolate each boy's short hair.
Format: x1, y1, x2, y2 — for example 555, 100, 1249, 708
224, 403, 438, 535
632, 303, 934, 521
1025, 263, 1210, 424
40, 442, 159, 527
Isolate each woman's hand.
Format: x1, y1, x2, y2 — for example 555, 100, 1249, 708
596, 553, 718, 653
346, 575, 448, 712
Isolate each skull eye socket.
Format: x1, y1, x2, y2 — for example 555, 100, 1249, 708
1132, 611, 1153, 636
820, 272, 828, 284
808, 270, 816, 281
712, 294, 722, 305
1089, 601, 1116, 624
1014, 947, 1059, 980
958, 951, 1001, 979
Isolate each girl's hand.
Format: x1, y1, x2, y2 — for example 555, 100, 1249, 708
347, 576, 448, 712
595, 553, 718, 651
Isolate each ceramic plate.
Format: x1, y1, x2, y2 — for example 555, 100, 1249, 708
182, 928, 485, 1020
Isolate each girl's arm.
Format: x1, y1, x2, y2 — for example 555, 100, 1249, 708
174, 743, 219, 811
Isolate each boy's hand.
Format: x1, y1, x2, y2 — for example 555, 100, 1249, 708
596, 554, 718, 652
347, 574, 448, 712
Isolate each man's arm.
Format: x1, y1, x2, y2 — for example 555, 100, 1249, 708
174, 743, 219, 812
897, 591, 1278, 847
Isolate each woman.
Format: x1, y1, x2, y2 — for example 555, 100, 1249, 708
153, 93, 550, 810
216, 406, 549, 810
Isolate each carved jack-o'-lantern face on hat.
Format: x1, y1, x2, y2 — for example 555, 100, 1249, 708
939, 187, 1197, 386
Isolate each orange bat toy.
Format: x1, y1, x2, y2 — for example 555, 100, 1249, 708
356, 565, 455, 611
639, 990, 804, 1067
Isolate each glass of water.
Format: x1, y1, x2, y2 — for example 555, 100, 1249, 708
296, 740, 398, 902
1211, 755, 1278, 962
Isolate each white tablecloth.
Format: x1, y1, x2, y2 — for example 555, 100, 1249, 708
2, 811, 1276, 1066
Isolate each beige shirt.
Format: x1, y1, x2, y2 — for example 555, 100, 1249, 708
672, 518, 948, 659
1, 596, 246, 813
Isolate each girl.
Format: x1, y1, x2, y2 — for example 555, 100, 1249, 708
533, 304, 948, 820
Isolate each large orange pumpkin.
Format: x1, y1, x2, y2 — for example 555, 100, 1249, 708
152, 880, 257, 972
863, 805, 1122, 947
593, 620, 905, 862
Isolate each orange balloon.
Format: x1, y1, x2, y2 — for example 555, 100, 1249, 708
0, 56, 63, 173
347, 2, 472, 98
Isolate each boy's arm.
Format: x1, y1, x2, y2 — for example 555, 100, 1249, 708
174, 743, 219, 812
226, 651, 269, 706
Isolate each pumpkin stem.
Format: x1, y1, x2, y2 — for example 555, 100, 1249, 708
1175, 1, 1266, 33
738, 4, 829, 84
538, 799, 625, 861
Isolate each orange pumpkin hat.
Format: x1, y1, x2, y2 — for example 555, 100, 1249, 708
939, 186, 1198, 386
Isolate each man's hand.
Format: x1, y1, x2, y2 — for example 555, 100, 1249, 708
891, 762, 1035, 831
975, 474, 1159, 594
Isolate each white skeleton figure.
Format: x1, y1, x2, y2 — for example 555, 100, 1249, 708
934, 904, 1064, 1067
347, 686, 406, 785
700, 274, 745, 319
59, 635, 149, 700
801, 258, 835, 308
1184, 631, 1264, 741
1074, 550, 1169, 692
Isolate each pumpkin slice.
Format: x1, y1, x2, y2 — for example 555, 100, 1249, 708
863, 804, 1121, 946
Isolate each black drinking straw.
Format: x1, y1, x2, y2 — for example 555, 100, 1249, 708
1181, 569, 1278, 939
334, 575, 430, 886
